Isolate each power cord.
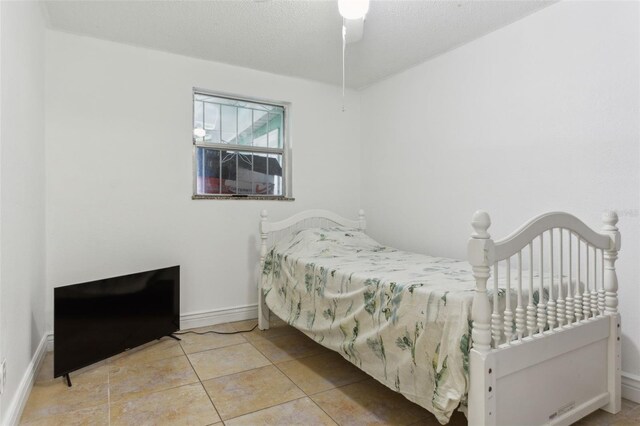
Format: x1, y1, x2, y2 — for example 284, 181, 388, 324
174, 323, 258, 336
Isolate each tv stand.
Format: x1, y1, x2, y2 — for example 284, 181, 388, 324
63, 373, 72, 387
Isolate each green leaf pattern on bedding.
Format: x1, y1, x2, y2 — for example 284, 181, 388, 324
366, 334, 387, 379
261, 227, 558, 424
261, 227, 474, 424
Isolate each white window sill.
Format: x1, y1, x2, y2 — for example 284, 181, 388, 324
192, 195, 295, 201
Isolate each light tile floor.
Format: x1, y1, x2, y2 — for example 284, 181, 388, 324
20, 318, 639, 425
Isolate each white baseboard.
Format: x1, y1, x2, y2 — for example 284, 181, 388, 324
622, 371, 640, 403
3, 333, 48, 426
180, 304, 258, 330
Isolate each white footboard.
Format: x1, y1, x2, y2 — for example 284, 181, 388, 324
258, 209, 366, 330
467, 211, 621, 426
257, 208, 621, 425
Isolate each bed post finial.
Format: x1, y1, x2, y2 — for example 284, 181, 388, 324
471, 210, 491, 239
468, 210, 494, 353
602, 211, 620, 315
358, 209, 366, 230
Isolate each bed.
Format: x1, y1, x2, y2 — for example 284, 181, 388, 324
257, 209, 621, 426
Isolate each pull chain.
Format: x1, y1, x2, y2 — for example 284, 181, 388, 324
342, 19, 346, 112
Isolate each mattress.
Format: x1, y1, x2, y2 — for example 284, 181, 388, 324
261, 227, 562, 424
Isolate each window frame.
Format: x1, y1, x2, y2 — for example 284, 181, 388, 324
191, 88, 293, 200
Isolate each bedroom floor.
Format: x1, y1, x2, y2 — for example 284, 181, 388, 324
20, 318, 638, 426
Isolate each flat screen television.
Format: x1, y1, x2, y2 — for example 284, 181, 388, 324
54, 265, 180, 382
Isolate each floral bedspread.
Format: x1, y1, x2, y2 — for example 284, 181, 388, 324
261, 227, 478, 424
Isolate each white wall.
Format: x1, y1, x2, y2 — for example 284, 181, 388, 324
45, 31, 361, 328
43, 0, 639, 397
0, 0, 47, 422
361, 0, 640, 377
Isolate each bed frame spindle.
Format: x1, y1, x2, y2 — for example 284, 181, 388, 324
566, 232, 574, 326
574, 237, 583, 322
548, 230, 557, 330
504, 258, 514, 344
492, 264, 502, 347
583, 240, 592, 321
515, 252, 525, 340
526, 243, 536, 336
537, 234, 547, 334
598, 249, 606, 315
557, 229, 565, 327
591, 246, 599, 318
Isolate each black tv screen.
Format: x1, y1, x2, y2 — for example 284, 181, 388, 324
54, 266, 180, 378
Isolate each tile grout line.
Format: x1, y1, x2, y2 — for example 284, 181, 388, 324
200, 360, 305, 422
306, 375, 372, 397
243, 333, 282, 363
267, 344, 364, 426
201, 352, 352, 424
106, 335, 255, 377
222, 395, 310, 423
181, 336, 249, 356
271, 355, 308, 396
179, 336, 224, 423
110, 379, 201, 405
183, 339, 247, 356
302, 374, 376, 426
202, 364, 273, 383
258, 322, 440, 423
268, 357, 344, 425
265, 326, 429, 425
307, 397, 341, 426
245, 333, 328, 365
108, 355, 201, 406
193, 355, 272, 383
199, 324, 318, 423
244, 326, 373, 425
60, 324, 359, 424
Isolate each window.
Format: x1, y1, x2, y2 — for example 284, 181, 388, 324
192, 90, 290, 199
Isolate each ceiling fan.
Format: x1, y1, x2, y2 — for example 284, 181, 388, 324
339, 0, 369, 43
338, 0, 370, 110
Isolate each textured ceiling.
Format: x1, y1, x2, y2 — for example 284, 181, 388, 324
43, 0, 555, 89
